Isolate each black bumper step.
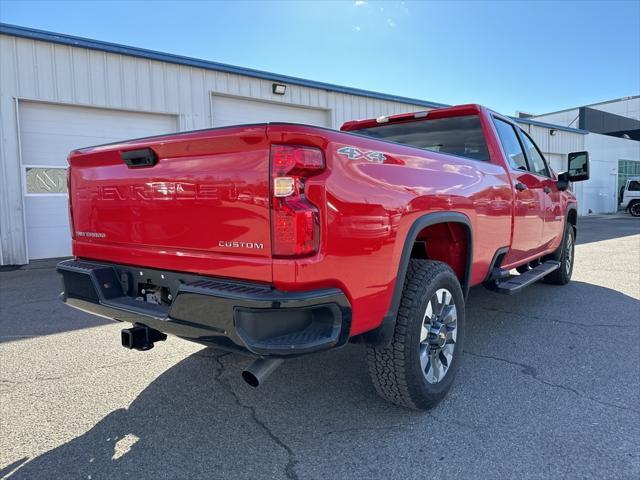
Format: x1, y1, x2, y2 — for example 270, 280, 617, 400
57, 259, 351, 357
490, 261, 560, 295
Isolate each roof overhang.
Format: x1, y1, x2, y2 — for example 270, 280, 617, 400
0, 22, 448, 110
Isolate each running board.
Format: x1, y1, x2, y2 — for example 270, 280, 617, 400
488, 261, 561, 295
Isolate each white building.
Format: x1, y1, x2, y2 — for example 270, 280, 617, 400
520, 96, 640, 215
0, 23, 613, 265
0, 24, 448, 265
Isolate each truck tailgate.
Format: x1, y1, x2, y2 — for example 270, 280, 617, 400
68, 125, 273, 283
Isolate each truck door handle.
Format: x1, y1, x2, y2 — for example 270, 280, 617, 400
515, 182, 527, 191
543, 186, 551, 194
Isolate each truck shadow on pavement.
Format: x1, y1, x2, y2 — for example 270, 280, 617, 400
7, 280, 640, 480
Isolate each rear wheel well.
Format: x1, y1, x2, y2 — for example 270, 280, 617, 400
410, 222, 470, 287
360, 212, 472, 347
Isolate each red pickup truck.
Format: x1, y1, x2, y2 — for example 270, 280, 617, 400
58, 104, 589, 410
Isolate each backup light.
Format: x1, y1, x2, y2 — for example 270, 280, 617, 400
273, 177, 296, 197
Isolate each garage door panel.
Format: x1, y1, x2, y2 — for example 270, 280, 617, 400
19, 102, 177, 259
19, 102, 177, 166
212, 95, 329, 128
24, 196, 71, 259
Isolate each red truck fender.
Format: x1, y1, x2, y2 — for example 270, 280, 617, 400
362, 211, 473, 347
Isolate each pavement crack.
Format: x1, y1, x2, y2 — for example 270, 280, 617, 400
212, 355, 299, 480
465, 351, 640, 415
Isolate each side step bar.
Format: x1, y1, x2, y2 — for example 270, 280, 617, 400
487, 261, 561, 295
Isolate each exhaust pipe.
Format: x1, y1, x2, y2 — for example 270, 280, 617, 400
242, 358, 284, 387
121, 325, 167, 351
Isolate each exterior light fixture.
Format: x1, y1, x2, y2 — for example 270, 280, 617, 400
550, 129, 557, 136
272, 83, 287, 95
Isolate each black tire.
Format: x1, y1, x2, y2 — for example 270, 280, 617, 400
366, 260, 465, 410
629, 201, 640, 217
544, 222, 575, 285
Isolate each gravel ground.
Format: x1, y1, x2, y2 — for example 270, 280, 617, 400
1, 215, 638, 479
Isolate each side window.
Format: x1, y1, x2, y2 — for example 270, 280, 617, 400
520, 131, 550, 177
493, 118, 528, 171
628, 180, 640, 191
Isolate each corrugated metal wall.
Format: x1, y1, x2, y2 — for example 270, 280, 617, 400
0, 34, 430, 264
518, 123, 585, 172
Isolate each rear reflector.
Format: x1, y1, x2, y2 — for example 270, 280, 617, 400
273, 199, 319, 256
270, 145, 324, 257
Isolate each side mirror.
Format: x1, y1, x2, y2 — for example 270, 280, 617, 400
567, 151, 589, 182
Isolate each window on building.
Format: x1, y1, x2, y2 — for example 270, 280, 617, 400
492, 118, 527, 171
24, 167, 68, 194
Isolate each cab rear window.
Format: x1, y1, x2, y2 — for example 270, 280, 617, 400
352, 115, 489, 161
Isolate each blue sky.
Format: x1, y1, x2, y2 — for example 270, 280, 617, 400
1, 0, 638, 115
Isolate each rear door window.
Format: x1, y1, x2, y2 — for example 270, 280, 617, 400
520, 131, 550, 177
492, 118, 528, 171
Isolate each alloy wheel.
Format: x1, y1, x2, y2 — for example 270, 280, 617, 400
419, 288, 458, 384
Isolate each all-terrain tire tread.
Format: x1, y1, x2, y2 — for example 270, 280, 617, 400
366, 260, 455, 409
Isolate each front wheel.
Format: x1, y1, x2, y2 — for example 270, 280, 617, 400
544, 223, 575, 285
366, 260, 465, 410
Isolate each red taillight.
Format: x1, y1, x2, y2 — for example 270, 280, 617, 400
270, 145, 324, 257
271, 145, 324, 176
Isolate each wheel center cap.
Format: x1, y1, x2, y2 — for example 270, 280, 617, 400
429, 322, 447, 349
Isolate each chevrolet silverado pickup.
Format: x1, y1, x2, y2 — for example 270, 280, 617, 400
57, 104, 590, 410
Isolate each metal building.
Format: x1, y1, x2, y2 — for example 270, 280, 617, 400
521, 97, 640, 215
0, 24, 594, 266
0, 24, 449, 265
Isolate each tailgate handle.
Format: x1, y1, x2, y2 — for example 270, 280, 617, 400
121, 148, 158, 168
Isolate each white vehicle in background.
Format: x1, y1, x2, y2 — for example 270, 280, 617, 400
620, 176, 640, 217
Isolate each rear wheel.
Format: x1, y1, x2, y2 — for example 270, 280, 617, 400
544, 223, 575, 285
629, 201, 640, 217
366, 260, 465, 410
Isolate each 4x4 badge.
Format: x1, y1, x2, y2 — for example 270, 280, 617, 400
337, 146, 386, 163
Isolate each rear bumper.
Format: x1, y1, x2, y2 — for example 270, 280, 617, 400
57, 259, 351, 357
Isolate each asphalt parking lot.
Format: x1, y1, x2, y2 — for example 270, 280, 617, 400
1, 215, 638, 479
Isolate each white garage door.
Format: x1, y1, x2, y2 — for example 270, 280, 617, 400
19, 101, 177, 259
211, 95, 330, 128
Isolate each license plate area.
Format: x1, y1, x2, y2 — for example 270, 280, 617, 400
137, 282, 172, 305
113, 266, 182, 307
